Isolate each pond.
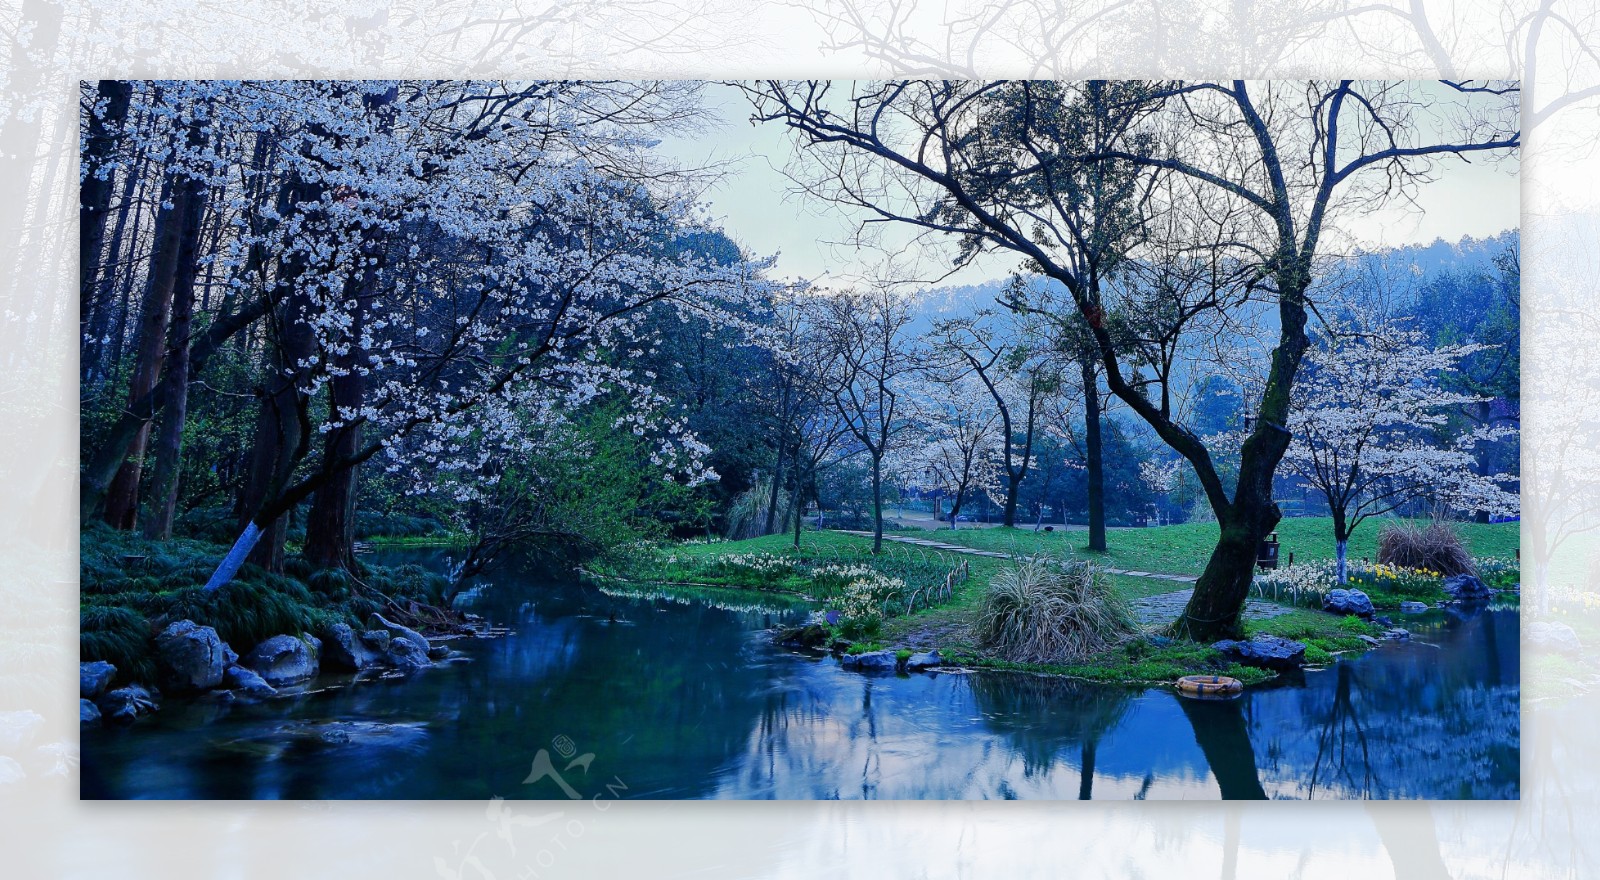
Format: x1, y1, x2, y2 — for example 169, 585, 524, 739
82, 551, 1519, 800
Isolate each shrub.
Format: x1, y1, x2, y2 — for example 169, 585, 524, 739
80, 605, 155, 684
976, 557, 1135, 663
1377, 521, 1475, 577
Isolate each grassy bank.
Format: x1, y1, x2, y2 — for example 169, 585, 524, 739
589, 521, 1433, 688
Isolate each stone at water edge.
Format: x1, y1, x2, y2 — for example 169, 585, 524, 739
80, 661, 116, 699
1443, 574, 1494, 600
904, 650, 942, 671
1382, 628, 1411, 641
1358, 634, 1382, 647
322, 622, 383, 671
155, 620, 238, 693
839, 650, 898, 672
426, 645, 450, 661
97, 686, 158, 724
80, 699, 101, 727
1211, 635, 1307, 671
1399, 601, 1429, 613
368, 613, 431, 655
224, 665, 278, 698
244, 634, 321, 687
1529, 621, 1583, 655
385, 637, 430, 670
1323, 588, 1376, 618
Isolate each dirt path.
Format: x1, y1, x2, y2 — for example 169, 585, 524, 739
833, 529, 1200, 584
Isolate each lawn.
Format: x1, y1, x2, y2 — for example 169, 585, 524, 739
895, 516, 1519, 576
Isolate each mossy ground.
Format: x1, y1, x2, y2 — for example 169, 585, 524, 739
80, 522, 450, 686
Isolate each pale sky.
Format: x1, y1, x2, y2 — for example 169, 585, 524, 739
656, 82, 1521, 288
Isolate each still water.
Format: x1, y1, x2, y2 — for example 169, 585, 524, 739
82, 552, 1519, 800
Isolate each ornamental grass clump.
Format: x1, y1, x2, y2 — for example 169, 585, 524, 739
1377, 521, 1475, 577
976, 557, 1135, 663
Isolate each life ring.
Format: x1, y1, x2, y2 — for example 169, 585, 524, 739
1175, 674, 1243, 698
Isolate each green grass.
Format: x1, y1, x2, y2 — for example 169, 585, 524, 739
897, 517, 1517, 575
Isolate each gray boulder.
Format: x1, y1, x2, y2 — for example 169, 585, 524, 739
80, 699, 101, 727
244, 634, 321, 687
98, 685, 158, 724
839, 650, 898, 672
322, 623, 383, 672
1358, 634, 1383, 647
156, 620, 237, 692
1399, 601, 1430, 614
224, 664, 278, 698
1323, 588, 1375, 618
1382, 628, 1412, 641
426, 644, 450, 661
1443, 574, 1494, 600
385, 637, 430, 670
360, 629, 392, 653
368, 613, 430, 655
904, 650, 942, 671
1529, 621, 1582, 655
1212, 635, 1307, 671
80, 661, 116, 699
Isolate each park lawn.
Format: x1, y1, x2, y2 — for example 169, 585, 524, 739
901, 516, 1519, 576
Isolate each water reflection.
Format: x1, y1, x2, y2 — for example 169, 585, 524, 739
82, 555, 1519, 800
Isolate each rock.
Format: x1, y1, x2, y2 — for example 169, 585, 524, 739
839, 650, 898, 672
1382, 628, 1411, 641
80, 699, 101, 727
360, 629, 393, 653
1529, 621, 1583, 655
385, 637, 430, 670
1323, 588, 1375, 618
322, 623, 383, 672
224, 665, 278, 698
97, 686, 158, 724
426, 645, 450, 661
1357, 634, 1382, 647
904, 650, 942, 671
1211, 635, 1307, 671
775, 623, 830, 649
1443, 574, 1494, 600
1399, 601, 1429, 614
80, 661, 117, 699
244, 634, 321, 687
155, 620, 237, 693
368, 613, 430, 655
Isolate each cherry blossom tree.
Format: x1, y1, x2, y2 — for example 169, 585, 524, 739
898, 373, 1004, 529
1285, 311, 1520, 583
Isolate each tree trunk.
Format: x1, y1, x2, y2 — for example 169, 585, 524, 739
102, 114, 208, 529
237, 171, 324, 572
303, 231, 385, 571
79, 80, 133, 378
1077, 739, 1096, 800
140, 185, 208, 540
870, 453, 884, 554
85, 151, 144, 385
1081, 355, 1107, 552
1002, 473, 1021, 529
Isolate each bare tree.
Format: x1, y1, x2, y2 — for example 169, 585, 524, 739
746, 79, 1519, 638
812, 286, 920, 553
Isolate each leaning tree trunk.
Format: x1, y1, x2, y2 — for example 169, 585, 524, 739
140, 184, 209, 540
1332, 507, 1350, 585
1081, 355, 1107, 552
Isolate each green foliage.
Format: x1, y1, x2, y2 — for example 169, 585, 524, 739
80, 605, 155, 684
163, 576, 333, 651
976, 556, 1135, 663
